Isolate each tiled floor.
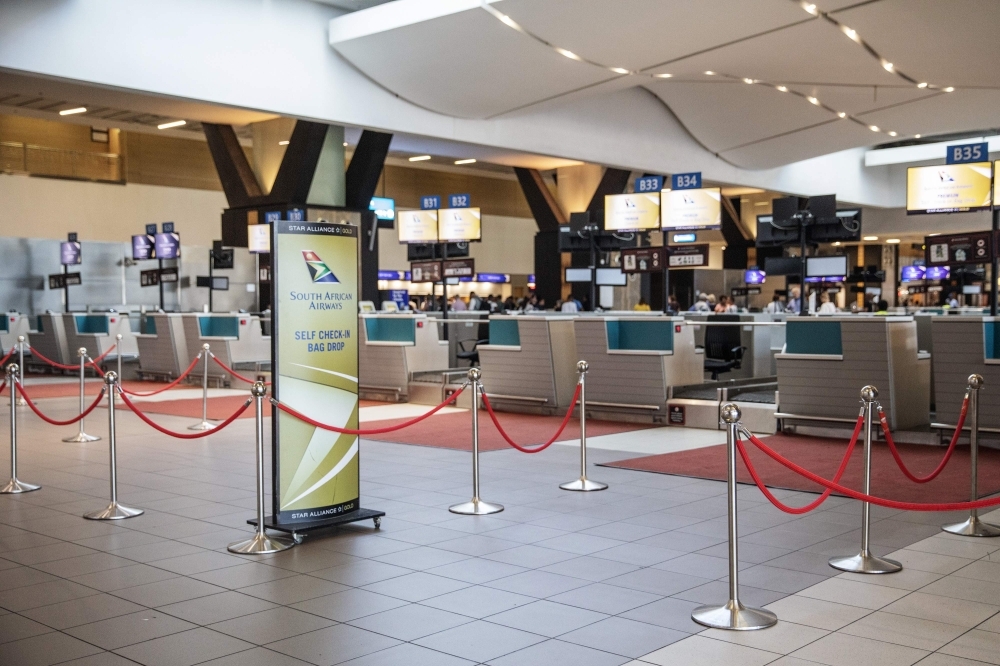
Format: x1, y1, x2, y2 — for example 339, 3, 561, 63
1, 393, 999, 665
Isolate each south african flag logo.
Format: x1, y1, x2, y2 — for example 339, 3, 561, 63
302, 251, 340, 283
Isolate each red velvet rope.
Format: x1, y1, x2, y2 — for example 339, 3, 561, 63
17, 381, 106, 426
88, 343, 117, 366
741, 428, 1000, 511
117, 388, 251, 439
878, 397, 968, 484
209, 354, 271, 385
480, 384, 582, 454
272, 386, 466, 435
120, 354, 202, 396
28, 346, 82, 371
734, 414, 864, 514
0, 348, 15, 366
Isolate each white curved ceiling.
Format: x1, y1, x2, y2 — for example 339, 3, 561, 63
329, 0, 1000, 169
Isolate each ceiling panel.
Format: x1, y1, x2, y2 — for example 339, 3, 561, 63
646, 80, 833, 153
834, 0, 1000, 88
855, 88, 1000, 137
496, 0, 809, 71
332, 8, 614, 119
720, 118, 878, 169
784, 84, 938, 115
650, 19, 899, 86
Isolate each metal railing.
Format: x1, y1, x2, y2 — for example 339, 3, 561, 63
0, 141, 121, 182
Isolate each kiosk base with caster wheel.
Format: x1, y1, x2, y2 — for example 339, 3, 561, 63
249, 507, 386, 542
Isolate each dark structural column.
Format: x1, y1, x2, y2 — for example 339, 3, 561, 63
345, 130, 393, 304
203, 123, 263, 208
514, 168, 566, 307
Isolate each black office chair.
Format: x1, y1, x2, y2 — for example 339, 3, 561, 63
703, 315, 747, 380
456, 338, 488, 366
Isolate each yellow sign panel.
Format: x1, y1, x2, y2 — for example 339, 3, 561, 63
397, 210, 439, 243
438, 207, 482, 242
906, 163, 993, 214
604, 193, 661, 232
995, 161, 1000, 207
661, 187, 722, 230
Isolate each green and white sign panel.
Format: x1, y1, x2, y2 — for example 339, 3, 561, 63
272, 220, 360, 525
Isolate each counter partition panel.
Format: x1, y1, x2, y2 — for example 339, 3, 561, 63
136, 313, 191, 379
776, 316, 929, 430
932, 316, 1000, 430
574, 316, 702, 422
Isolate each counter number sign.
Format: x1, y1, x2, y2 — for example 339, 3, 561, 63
671, 172, 701, 190
420, 196, 440, 210
448, 194, 470, 208
947, 142, 988, 164
635, 176, 663, 193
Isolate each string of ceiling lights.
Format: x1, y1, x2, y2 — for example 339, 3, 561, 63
479, 0, 955, 141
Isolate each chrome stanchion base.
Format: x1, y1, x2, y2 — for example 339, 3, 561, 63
692, 600, 777, 631
83, 502, 144, 520
829, 550, 902, 574
227, 531, 296, 554
942, 515, 1000, 537
559, 477, 608, 492
449, 498, 504, 515
187, 421, 216, 431
62, 432, 101, 443
13, 397, 26, 407
0, 478, 40, 494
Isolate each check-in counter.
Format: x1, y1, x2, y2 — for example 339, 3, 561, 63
441, 311, 489, 367
62, 313, 140, 363
1, 313, 31, 355
685, 313, 783, 379
359, 313, 449, 401
30, 312, 72, 368
182, 314, 255, 385
776, 316, 929, 430
477, 315, 578, 415
931, 316, 1000, 429
229, 315, 271, 370
136, 313, 192, 379
574, 315, 702, 422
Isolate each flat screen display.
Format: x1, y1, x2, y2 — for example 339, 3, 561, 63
154, 232, 180, 259
925, 266, 950, 280
900, 265, 925, 282
906, 163, 993, 214
565, 268, 592, 283
661, 187, 722, 230
132, 235, 155, 260
437, 207, 482, 242
744, 269, 766, 285
248, 224, 270, 253
805, 255, 848, 279
595, 268, 627, 286
604, 193, 660, 232
60, 241, 81, 265
397, 210, 439, 243
211, 276, 229, 291
369, 196, 395, 221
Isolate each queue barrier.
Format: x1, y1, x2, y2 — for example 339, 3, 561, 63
1, 365, 39, 494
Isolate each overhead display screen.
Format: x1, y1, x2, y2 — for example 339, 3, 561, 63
437, 207, 482, 242
397, 210, 439, 244
154, 232, 180, 259
248, 224, 270, 254
996, 161, 1000, 208
132, 234, 155, 260
805, 255, 848, 280
661, 187, 722, 230
604, 193, 660, 232
906, 163, 993, 214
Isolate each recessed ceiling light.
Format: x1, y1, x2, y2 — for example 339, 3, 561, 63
743, 78, 754, 84
888, 131, 898, 137
610, 67, 629, 74
886, 238, 900, 244
841, 26, 859, 42
409, 155, 431, 162
837, 112, 847, 118
704, 71, 715, 76
157, 120, 186, 130
655, 73, 673, 78
881, 60, 894, 72
59, 107, 87, 116
498, 14, 520, 30
343, 142, 348, 147
868, 125, 880, 132
556, 48, 581, 61
454, 158, 476, 165
776, 85, 788, 92
915, 134, 922, 138
278, 140, 289, 146
802, 2, 818, 15
807, 96, 820, 105
944, 86, 955, 92
833, 241, 841, 246
917, 82, 928, 88
863, 235, 878, 241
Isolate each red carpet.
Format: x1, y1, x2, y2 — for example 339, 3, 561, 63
364, 409, 657, 452
115, 395, 266, 420
601, 433, 1000, 503
2, 380, 174, 400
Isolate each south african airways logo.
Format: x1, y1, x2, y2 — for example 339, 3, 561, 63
302, 251, 340, 283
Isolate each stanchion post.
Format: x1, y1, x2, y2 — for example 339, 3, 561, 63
943, 374, 1000, 536
1, 364, 40, 494
15, 336, 26, 407
560, 360, 607, 492
228, 382, 295, 553
115, 333, 123, 383
84, 371, 143, 520
692, 404, 776, 630
63, 347, 100, 443
189, 343, 214, 431
830, 385, 902, 573
449, 368, 504, 515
